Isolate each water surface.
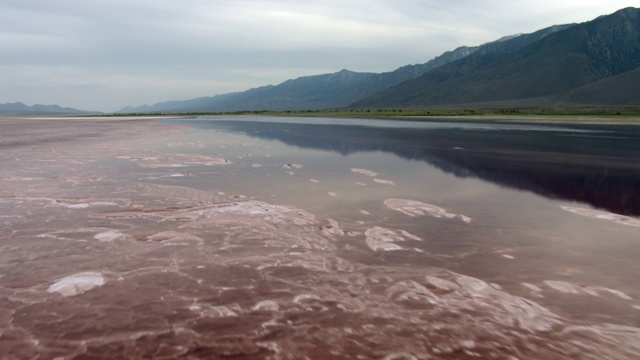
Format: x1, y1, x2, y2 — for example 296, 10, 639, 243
1, 116, 639, 359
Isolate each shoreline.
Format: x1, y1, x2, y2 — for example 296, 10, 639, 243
4, 113, 640, 128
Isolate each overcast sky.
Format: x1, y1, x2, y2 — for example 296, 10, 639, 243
1, 0, 637, 112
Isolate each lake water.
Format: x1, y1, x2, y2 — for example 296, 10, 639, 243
1, 116, 640, 359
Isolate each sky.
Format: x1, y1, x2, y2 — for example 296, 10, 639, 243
1, 0, 638, 112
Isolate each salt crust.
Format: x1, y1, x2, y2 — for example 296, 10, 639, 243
118, 152, 230, 168
384, 198, 471, 223
13, 197, 119, 209
544, 280, 633, 300
47, 272, 106, 297
386, 271, 563, 333
351, 168, 377, 177
94, 230, 129, 242
373, 179, 395, 185
365, 226, 422, 252
167, 200, 316, 225
561, 205, 640, 227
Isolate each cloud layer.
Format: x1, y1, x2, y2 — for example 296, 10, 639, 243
1, 0, 637, 111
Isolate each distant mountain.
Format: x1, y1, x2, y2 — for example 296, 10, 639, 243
550, 66, 640, 105
352, 7, 640, 108
120, 22, 569, 114
118, 45, 482, 113
119, 7, 639, 113
0, 102, 100, 116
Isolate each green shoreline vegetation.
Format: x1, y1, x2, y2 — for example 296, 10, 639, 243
83, 107, 640, 126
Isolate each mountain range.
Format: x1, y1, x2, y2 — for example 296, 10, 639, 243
117, 7, 640, 113
7, 7, 634, 115
0, 102, 100, 116
117, 43, 482, 113
354, 7, 640, 108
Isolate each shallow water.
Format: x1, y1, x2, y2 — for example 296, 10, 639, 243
1, 116, 640, 359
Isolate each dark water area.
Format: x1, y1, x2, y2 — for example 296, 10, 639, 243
1, 116, 640, 359
180, 117, 640, 216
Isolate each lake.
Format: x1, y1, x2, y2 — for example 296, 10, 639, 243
1, 116, 640, 359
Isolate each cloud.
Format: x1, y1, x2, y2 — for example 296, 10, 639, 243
0, 0, 637, 111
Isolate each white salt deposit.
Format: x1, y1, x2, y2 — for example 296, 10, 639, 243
29, 198, 120, 209
602, 288, 633, 301
190, 304, 238, 317
455, 274, 491, 295
252, 300, 280, 311
399, 230, 422, 241
365, 227, 404, 251
127, 152, 230, 168
424, 275, 460, 292
293, 294, 320, 305
544, 280, 588, 295
366, 227, 405, 243
522, 283, 543, 293
170, 201, 317, 227
373, 179, 395, 185
364, 227, 423, 252
381, 353, 417, 360
366, 238, 403, 252
58, 202, 90, 209
386, 280, 439, 304
322, 218, 345, 237
94, 230, 128, 242
544, 280, 633, 300
351, 168, 377, 177
561, 205, 640, 227
384, 199, 470, 223
146, 231, 204, 245
47, 272, 106, 297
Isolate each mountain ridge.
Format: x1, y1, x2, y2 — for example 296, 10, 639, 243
0, 102, 100, 116
117, 24, 569, 114
351, 7, 640, 108
14, 7, 637, 114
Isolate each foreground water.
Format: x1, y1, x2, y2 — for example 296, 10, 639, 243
1, 116, 639, 359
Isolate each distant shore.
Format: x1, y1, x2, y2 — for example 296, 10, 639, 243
4, 109, 640, 127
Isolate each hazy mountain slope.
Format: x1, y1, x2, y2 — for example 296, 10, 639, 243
117, 93, 241, 113
120, 26, 566, 114
352, 7, 640, 108
0, 102, 100, 116
118, 14, 574, 113
197, 70, 378, 112
118, 45, 480, 113
204, 46, 481, 112
549, 66, 640, 105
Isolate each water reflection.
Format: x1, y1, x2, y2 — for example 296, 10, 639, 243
180, 118, 640, 216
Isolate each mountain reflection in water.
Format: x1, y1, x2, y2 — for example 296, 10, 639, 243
182, 118, 640, 216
